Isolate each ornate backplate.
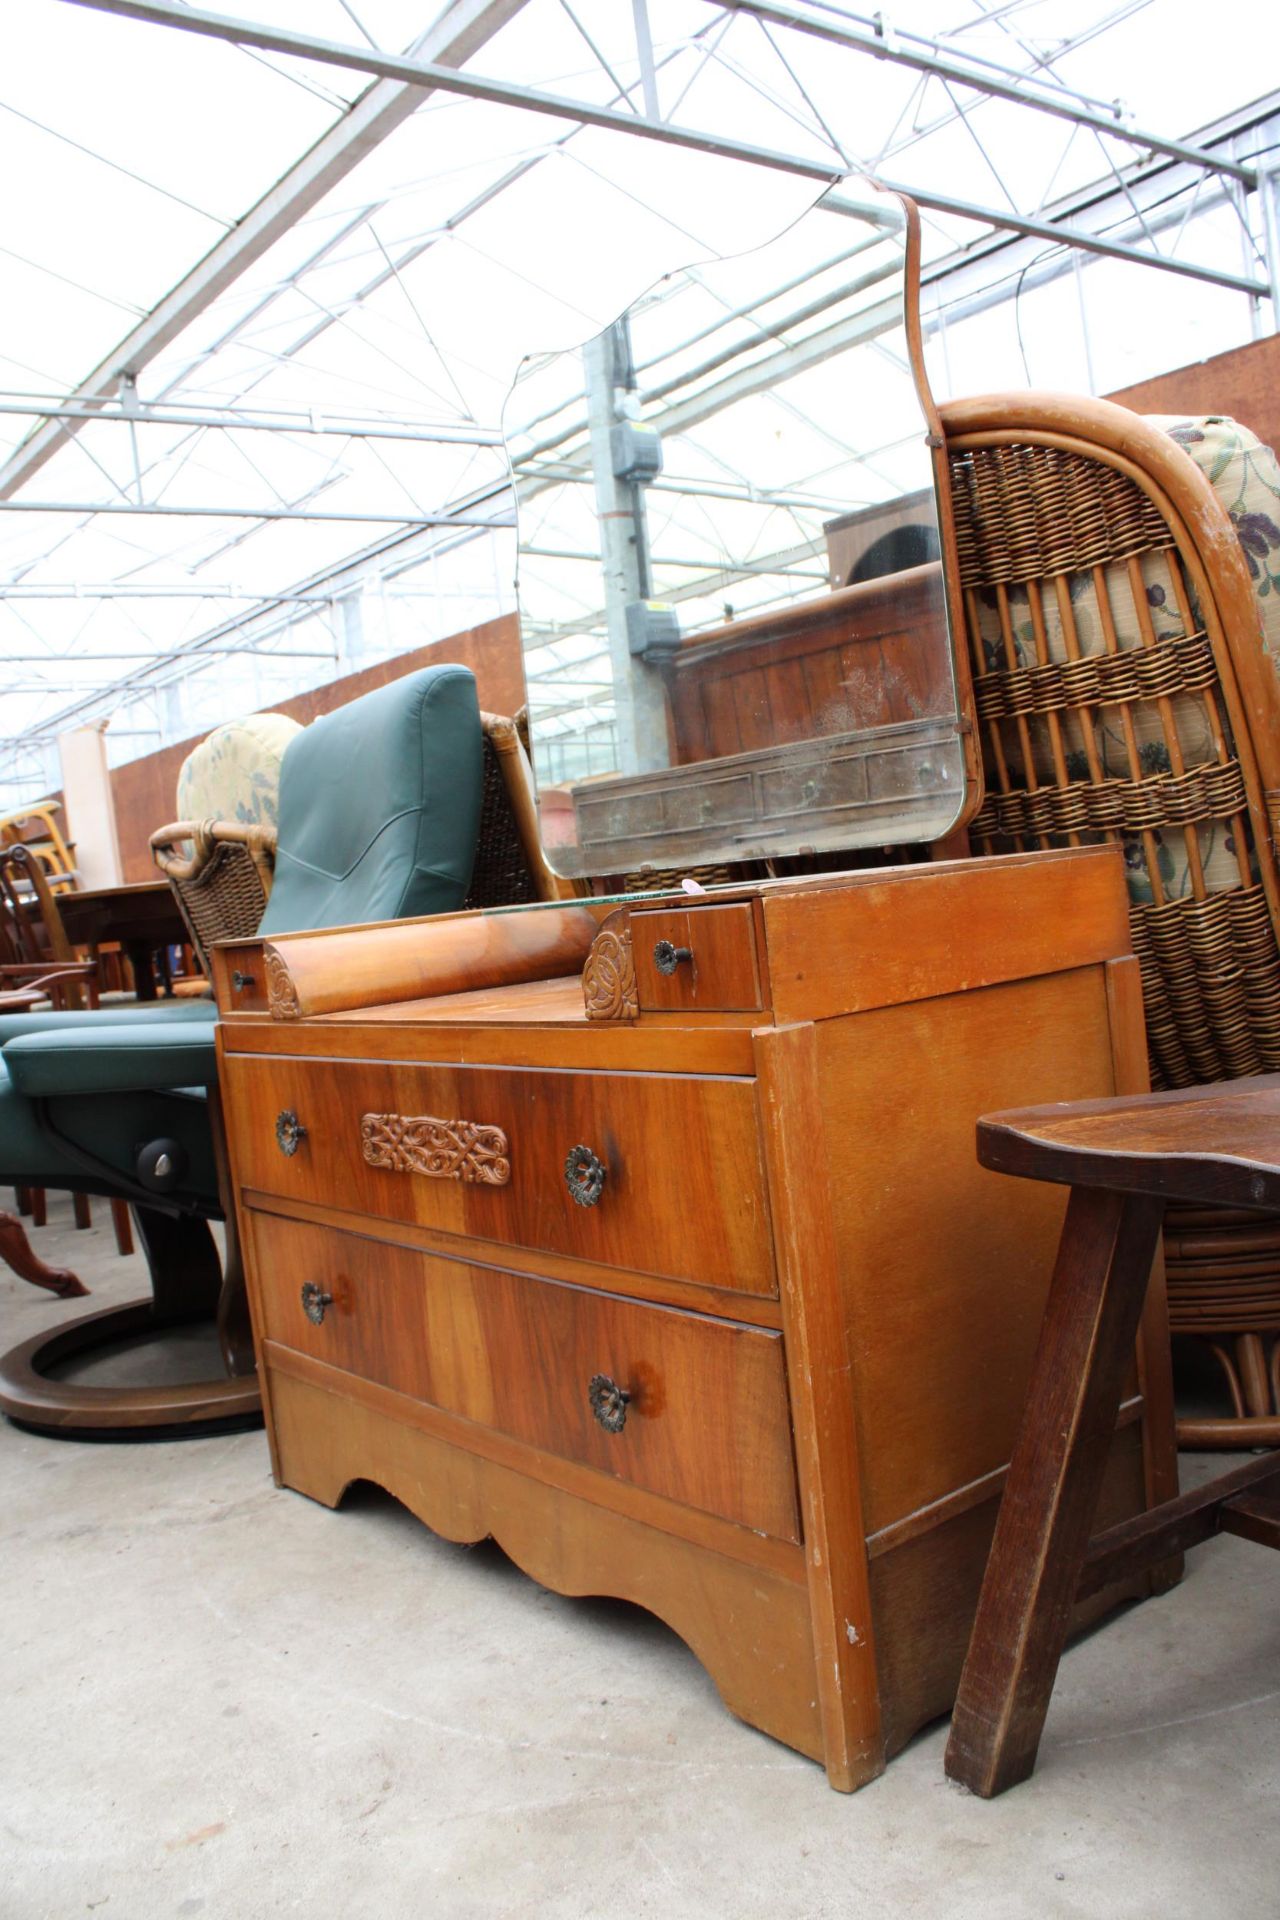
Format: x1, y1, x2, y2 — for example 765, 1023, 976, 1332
360, 1113, 511, 1185
582, 925, 638, 1023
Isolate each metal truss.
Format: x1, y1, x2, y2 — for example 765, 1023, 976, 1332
2, 0, 1278, 797
55, 0, 1274, 305
0, 0, 528, 501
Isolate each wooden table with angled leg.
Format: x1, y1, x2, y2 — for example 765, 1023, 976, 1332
945, 1075, 1280, 1798
56, 880, 187, 1002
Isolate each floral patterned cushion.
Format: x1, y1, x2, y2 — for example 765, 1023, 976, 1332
1147, 413, 1280, 685
175, 711, 303, 829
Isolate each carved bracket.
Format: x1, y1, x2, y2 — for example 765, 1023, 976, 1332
360, 1113, 511, 1186
583, 925, 638, 1023
264, 947, 301, 1020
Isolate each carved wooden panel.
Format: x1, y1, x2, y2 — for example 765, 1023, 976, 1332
360, 1112, 511, 1186
264, 947, 301, 1020
583, 925, 638, 1022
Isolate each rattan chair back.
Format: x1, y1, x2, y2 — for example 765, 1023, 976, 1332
463, 712, 580, 909
150, 819, 276, 976
941, 394, 1280, 1092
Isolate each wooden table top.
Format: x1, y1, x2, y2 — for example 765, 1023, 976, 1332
978, 1074, 1280, 1212
58, 880, 186, 946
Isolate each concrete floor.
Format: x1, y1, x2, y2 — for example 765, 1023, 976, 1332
1, 1197, 1276, 1920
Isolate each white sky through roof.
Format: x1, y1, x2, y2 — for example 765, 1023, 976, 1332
0, 0, 1277, 808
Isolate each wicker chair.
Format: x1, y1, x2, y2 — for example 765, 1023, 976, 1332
153, 710, 575, 965
939, 392, 1280, 1447
465, 711, 579, 908
150, 819, 276, 977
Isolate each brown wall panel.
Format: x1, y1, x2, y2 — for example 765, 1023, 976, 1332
107, 614, 523, 881
1106, 333, 1280, 462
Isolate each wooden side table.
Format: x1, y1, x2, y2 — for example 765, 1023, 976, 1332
945, 1075, 1280, 1798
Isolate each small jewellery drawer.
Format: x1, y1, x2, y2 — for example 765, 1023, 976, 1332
629, 904, 762, 1012
223, 1052, 775, 1295
216, 943, 272, 1014
251, 1214, 800, 1542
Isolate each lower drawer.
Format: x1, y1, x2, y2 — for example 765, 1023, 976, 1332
250, 1211, 801, 1543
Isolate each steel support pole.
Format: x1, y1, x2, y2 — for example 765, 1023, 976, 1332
581, 325, 669, 777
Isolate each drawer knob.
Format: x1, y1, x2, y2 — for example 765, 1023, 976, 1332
653, 940, 693, 976
276, 1109, 308, 1157
588, 1373, 631, 1434
564, 1143, 606, 1207
300, 1282, 333, 1326
231, 969, 255, 992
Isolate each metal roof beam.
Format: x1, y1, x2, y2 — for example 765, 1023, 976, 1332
59, 0, 846, 187
55, 0, 1262, 328
0, 0, 530, 501
0, 398, 503, 445
867, 178, 1269, 299
705, 0, 1258, 188
0, 500, 511, 527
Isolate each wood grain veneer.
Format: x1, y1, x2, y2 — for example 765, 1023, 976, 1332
250, 1213, 799, 1539
222, 1053, 776, 1295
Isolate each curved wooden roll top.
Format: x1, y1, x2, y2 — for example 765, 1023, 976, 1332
218, 902, 605, 1020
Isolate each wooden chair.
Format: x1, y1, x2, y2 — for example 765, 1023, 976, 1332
0, 802, 77, 892
0, 845, 132, 1279
940, 394, 1280, 1446
0, 844, 97, 1011
944, 1076, 1280, 1797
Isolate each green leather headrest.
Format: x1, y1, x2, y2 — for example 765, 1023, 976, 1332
258, 663, 483, 936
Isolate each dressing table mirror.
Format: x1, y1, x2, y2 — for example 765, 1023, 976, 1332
502, 181, 980, 879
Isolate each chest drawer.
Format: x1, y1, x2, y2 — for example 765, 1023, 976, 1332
250, 1213, 800, 1542
224, 1052, 775, 1295
629, 904, 763, 1012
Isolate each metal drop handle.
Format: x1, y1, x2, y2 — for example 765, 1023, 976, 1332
653, 940, 693, 976
588, 1373, 631, 1434
300, 1282, 333, 1326
564, 1144, 606, 1207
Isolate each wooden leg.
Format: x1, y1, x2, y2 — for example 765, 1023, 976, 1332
945, 1187, 1166, 1797
30, 1187, 47, 1228
0, 1208, 90, 1299
1235, 1335, 1272, 1418
72, 1192, 92, 1231
1176, 1333, 1280, 1449
110, 1199, 133, 1257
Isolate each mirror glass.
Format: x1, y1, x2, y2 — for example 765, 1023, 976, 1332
503, 183, 965, 878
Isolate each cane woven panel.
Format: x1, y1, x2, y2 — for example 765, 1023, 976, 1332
169, 830, 273, 968
947, 434, 1280, 1094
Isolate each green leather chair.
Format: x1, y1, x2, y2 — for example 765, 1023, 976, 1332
0, 664, 484, 1436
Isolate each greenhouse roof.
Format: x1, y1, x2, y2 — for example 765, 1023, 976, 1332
1, 0, 1277, 806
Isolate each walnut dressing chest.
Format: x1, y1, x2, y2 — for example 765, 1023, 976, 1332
215, 848, 1177, 1792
